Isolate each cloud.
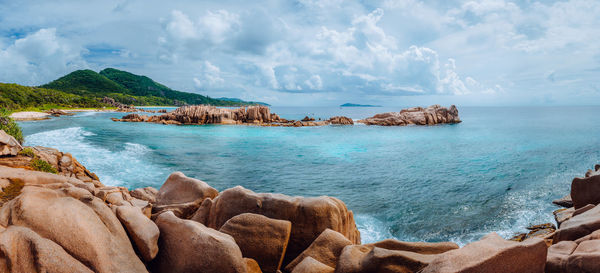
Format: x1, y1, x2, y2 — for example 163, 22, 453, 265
0, 28, 87, 85
0, 0, 599, 106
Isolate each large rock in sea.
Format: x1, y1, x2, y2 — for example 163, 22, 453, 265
151, 211, 247, 273
0, 184, 147, 273
0, 130, 22, 156
358, 105, 461, 126
328, 116, 354, 125
219, 213, 291, 273
420, 232, 547, 273
155, 171, 218, 206
192, 186, 361, 265
146, 105, 278, 125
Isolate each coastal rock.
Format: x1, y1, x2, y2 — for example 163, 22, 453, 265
554, 204, 600, 242
115, 205, 160, 262
46, 109, 74, 117
0, 185, 147, 273
364, 239, 459, 255
335, 244, 437, 273
328, 116, 354, 125
245, 258, 263, 273
285, 229, 353, 272
571, 175, 600, 209
155, 171, 218, 206
554, 208, 575, 228
151, 211, 247, 273
0, 225, 93, 273
146, 105, 278, 125
195, 186, 361, 265
30, 146, 100, 183
219, 213, 291, 273
130, 186, 158, 203
553, 194, 573, 208
0, 130, 22, 156
152, 199, 203, 219
420, 232, 547, 273
546, 240, 578, 273
292, 257, 334, 273
358, 105, 461, 126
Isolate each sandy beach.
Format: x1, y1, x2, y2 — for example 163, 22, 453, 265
9, 111, 50, 121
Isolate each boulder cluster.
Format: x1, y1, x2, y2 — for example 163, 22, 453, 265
5, 134, 600, 272
112, 105, 356, 127
358, 105, 461, 126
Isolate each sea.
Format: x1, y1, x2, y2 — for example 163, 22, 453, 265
17, 106, 600, 245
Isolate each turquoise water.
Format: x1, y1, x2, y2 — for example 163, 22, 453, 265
18, 106, 600, 245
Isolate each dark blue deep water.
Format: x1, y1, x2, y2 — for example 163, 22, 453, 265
18, 106, 600, 244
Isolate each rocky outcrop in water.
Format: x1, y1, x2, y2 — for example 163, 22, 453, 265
112, 105, 355, 127
358, 105, 461, 126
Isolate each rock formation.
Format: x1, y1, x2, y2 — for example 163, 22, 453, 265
0, 130, 22, 156
112, 104, 357, 127
358, 105, 461, 126
5, 144, 600, 272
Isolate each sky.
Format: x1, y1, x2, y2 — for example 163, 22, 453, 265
0, 0, 599, 106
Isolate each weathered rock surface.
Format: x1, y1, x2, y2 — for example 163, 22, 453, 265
553, 194, 573, 208
328, 116, 354, 125
0, 225, 93, 273
194, 186, 361, 265
571, 175, 600, 209
358, 105, 461, 126
554, 204, 600, 242
336, 244, 437, 273
155, 171, 218, 206
151, 211, 247, 273
365, 239, 459, 255
554, 208, 575, 228
219, 213, 291, 273
0, 185, 147, 273
421, 232, 547, 273
546, 238, 600, 273
285, 229, 352, 272
0, 130, 22, 156
116, 205, 160, 262
130, 186, 158, 202
292, 257, 335, 273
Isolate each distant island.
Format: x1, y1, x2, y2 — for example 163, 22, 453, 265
340, 103, 382, 107
0, 68, 264, 112
217, 97, 270, 106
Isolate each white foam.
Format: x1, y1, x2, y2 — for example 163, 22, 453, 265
25, 127, 166, 187
355, 214, 396, 244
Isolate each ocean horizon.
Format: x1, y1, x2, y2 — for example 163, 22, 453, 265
18, 105, 600, 246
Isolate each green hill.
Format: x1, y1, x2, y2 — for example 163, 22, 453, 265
40, 68, 259, 106
0, 83, 105, 111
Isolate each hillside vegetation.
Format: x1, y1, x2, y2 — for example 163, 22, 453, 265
0, 83, 105, 111
40, 68, 259, 106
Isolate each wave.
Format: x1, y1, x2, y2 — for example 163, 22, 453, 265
25, 127, 167, 187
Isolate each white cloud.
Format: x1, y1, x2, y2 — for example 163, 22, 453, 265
193, 61, 225, 89
0, 28, 87, 85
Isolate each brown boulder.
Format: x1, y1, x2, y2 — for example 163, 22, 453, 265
335, 244, 437, 273
328, 116, 354, 125
358, 105, 461, 126
545, 240, 578, 273
292, 257, 334, 273
554, 208, 575, 228
421, 232, 547, 273
151, 211, 247, 273
0, 185, 147, 273
116, 205, 160, 262
571, 175, 600, 209
220, 213, 291, 273
130, 186, 158, 203
285, 229, 352, 272
195, 186, 360, 265
365, 239, 459, 255
0, 225, 93, 273
155, 171, 218, 206
553, 194, 573, 208
0, 130, 22, 156
245, 258, 263, 273
554, 204, 600, 242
